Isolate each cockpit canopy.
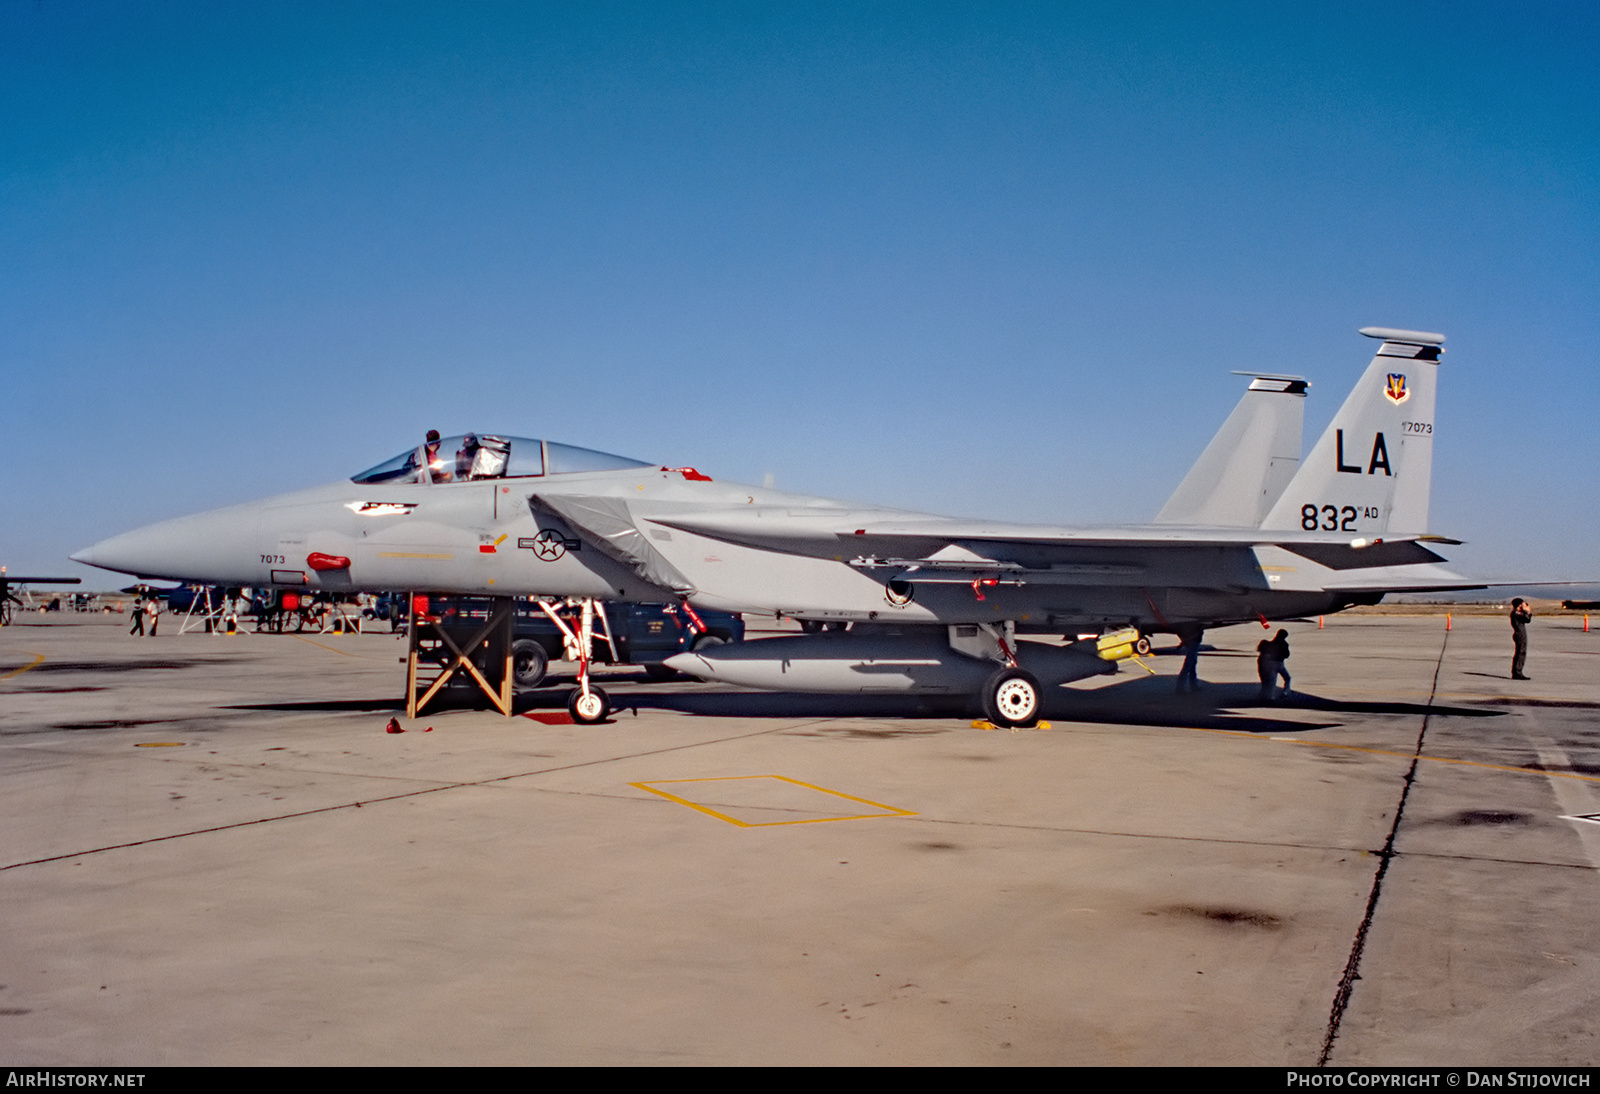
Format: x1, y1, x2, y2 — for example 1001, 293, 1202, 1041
352, 434, 653, 485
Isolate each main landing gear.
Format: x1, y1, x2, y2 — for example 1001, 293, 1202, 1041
982, 667, 1043, 728
953, 621, 1045, 729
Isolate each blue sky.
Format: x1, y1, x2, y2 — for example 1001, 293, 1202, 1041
4, 1, 1596, 585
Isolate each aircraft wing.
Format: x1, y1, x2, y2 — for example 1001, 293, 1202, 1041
635, 509, 1468, 601
651, 509, 1457, 559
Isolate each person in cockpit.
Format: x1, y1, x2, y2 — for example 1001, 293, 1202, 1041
456, 433, 482, 481
402, 429, 448, 483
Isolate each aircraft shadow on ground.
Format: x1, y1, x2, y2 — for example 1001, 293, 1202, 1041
225, 670, 1505, 733
228, 698, 406, 713
586, 673, 1503, 734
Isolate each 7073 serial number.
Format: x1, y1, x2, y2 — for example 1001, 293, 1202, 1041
1301, 504, 1380, 531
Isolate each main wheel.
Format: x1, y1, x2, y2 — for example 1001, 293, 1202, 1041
691, 633, 726, 653
982, 668, 1042, 728
568, 685, 611, 724
512, 639, 548, 690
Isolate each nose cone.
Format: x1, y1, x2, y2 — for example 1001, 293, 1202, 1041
72, 504, 263, 583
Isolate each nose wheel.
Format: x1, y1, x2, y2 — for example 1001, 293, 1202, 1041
982, 668, 1042, 728
568, 684, 611, 724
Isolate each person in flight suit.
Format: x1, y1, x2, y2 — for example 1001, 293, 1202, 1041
1510, 598, 1532, 680
1257, 628, 1291, 701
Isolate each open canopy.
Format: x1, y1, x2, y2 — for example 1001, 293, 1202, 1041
352, 434, 653, 485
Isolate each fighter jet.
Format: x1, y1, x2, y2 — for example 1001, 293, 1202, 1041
73, 327, 1469, 725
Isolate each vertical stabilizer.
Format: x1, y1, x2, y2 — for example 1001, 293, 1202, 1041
1261, 327, 1443, 536
1155, 374, 1306, 527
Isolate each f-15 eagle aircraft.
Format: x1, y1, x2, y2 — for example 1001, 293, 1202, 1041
73, 327, 1467, 725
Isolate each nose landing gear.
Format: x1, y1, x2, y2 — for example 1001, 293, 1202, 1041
533, 597, 615, 725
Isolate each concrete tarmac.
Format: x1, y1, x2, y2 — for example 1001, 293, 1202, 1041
2, 610, 1597, 1065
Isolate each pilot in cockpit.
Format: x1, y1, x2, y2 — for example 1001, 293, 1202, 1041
401, 429, 448, 483
456, 433, 481, 481
461, 433, 510, 479
423, 429, 450, 482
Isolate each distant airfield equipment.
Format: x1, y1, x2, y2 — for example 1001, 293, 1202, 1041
0, 570, 82, 626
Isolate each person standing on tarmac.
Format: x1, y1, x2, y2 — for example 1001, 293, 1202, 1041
1175, 625, 1203, 693
129, 597, 145, 636
1510, 598, 1533, 680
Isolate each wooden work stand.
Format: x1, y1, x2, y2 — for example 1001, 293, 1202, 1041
405, 596, 515, 717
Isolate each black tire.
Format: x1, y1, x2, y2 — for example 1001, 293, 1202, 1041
512, 639, 548, 690
568, 685, 611, 724
982, 667, 1042, 728
798, 619, 823, 634
691, 633, 727, 652
1135, 635, 1152, 656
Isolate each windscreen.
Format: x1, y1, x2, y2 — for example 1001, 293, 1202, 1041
353, 434, 534, 484
352, 435, 650, 483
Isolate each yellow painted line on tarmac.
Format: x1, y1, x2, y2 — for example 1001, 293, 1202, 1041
135, 742, 185, 748
292, 635, 358, 658
632, 774, 917, 828
1, 653, 45, 680
1183, 724, 1600, 784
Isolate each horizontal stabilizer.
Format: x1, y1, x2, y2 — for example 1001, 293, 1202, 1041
1282, 540, 1447, 570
